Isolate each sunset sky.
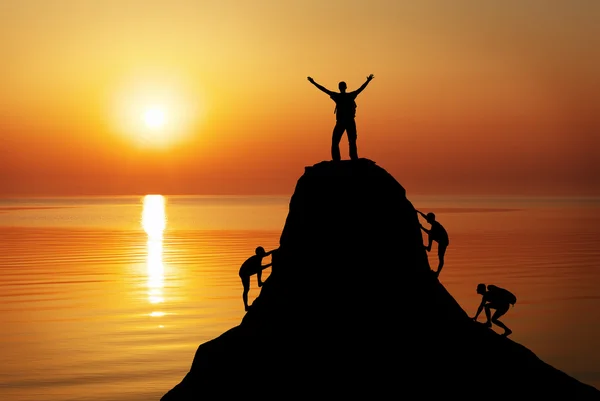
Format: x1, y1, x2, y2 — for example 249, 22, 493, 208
1, 1, 598, 196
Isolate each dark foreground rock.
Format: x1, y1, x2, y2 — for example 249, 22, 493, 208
162, 159, 600, 400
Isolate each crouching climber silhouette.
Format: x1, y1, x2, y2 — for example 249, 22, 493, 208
472, 283, 517, 337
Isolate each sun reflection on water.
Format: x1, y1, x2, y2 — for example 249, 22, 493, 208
142, 195, 166, 318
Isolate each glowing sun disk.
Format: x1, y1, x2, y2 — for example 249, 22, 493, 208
143, 108, 166, 129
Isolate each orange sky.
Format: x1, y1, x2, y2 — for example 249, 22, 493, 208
1, 1, 598, 196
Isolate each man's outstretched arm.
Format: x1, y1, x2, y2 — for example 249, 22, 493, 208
307, 76, 334, 96
352, 74, 374, 96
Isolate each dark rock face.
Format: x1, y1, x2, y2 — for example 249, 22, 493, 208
162, 159, 600, 400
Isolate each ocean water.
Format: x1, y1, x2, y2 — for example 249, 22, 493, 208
0, 195, 599, 400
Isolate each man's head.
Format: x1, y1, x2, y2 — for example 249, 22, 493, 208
338, 81, 347, 92
255, 246, 265, 256
477, 283, 487, 295
426, 212, 436, 223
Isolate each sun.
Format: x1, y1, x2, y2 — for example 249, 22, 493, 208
110, 73, 205, 148
143, 107, 166, 129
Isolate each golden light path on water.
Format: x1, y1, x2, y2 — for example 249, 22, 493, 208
142, 195, 166, 323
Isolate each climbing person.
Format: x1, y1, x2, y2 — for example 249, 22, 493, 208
239, 246, 274, 311
472, 283, 517, 337
416, 210, 449, 277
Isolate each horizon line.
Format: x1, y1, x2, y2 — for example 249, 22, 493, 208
1, 194, 599, 200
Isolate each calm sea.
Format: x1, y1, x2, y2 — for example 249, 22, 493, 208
0, 195, 599, 400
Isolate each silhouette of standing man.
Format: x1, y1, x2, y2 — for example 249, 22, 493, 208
416, 210, 449, 278
239, 246, 273, 311
307, 74, 374, 161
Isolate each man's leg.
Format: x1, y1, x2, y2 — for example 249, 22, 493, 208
436, 243, 447, 277
492, 305, 512, 336
241, 276, 250, 311
331, 122, 345, 161
346, 120, 358, 160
